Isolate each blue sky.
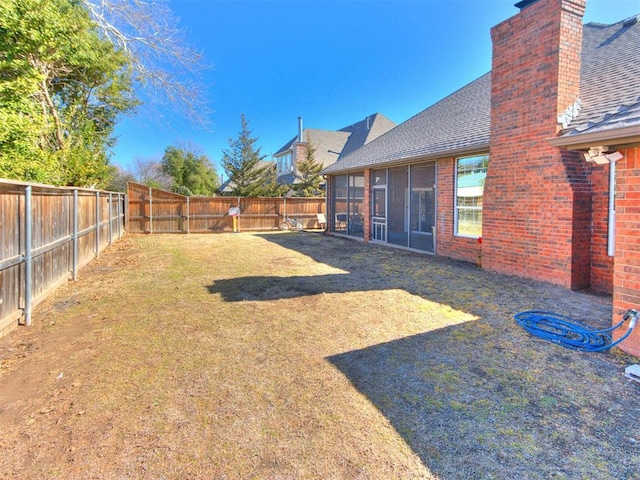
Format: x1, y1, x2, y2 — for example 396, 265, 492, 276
111, 0, 640, 176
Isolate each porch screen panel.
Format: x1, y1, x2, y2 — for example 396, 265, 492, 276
409, 163, 436, 252
332, 175, 348, 233
347, 173, 364, 238
388, 166, 408, 247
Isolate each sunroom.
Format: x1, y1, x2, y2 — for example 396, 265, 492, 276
330, 163, 436, 253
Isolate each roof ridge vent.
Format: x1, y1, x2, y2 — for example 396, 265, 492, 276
623, 15, 639, 28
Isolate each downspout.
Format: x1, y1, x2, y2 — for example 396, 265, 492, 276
608, 158, 618, 257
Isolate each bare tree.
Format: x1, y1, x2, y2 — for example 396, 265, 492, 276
132, 156, 172, 189
80, 0, 211, 127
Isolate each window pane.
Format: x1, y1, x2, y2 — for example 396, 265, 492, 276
457, 208, 483, 237
456, 155, 488, 237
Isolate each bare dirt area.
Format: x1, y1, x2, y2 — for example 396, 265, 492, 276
1, 232, 639, 479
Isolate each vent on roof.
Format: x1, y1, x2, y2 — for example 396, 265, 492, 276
514, 0, 540, 10
623, 15, 639, 28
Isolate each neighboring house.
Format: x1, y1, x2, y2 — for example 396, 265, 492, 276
323, 0, 640, 356
273, 114, 396, 187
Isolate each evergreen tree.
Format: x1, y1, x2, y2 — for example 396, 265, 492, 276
292, 141, 324, 197
253, 162, 288, 197
221, 114, 272, 196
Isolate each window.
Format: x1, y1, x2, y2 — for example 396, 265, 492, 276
455, 155, 488, 238
275, 152, 292, 175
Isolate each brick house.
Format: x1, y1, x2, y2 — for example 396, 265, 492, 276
323, 0, 640, 356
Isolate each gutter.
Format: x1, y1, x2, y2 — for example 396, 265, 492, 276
322, 143, 490, 175
547, 125, 640, 150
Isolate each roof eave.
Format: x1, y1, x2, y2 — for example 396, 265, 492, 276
323, 143, 490, 175
547, 125, 640, 150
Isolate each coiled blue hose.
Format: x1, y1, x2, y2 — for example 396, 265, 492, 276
514, 309, 638, 352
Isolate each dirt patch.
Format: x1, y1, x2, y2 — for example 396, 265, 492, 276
0, 232, 638, 479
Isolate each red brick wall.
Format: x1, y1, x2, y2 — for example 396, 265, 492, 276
613, 147, 640, 357
483, 0, 592, 290
293, 142, 306, 170
435, 157, 482, 264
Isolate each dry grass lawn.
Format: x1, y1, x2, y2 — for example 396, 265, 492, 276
0, 232, 639, 479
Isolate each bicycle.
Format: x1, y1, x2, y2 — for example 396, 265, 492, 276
279, 215, 304, 231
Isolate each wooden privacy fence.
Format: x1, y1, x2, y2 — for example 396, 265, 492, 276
0, 178, 126, 336
128, 182, 326, 234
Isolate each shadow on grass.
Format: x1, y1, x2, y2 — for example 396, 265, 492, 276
206, 232, 490, 313
207, 232, 638, 479
327, 324, 640, 480
210, 232, 612, 329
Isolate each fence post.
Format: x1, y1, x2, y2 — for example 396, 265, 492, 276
108, 192, 113, 245
95, 191, 100, 257
120, 193, 124, 238
186, 196, 190, 234
24, 185, 33, 327
149, 186, 153, 234
73, 189, 78, 281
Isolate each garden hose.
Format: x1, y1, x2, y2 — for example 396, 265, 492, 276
514, 309, 639, 352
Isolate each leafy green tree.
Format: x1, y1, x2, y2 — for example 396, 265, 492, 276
161, 144, 219, 196
292, 141, 324, 197
0, 0, 137, 187
221, 114, 278, 197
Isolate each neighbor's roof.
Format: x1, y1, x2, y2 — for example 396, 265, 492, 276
325, 14, 640, 174
273, 113, 397, 169
338, 113, 398, 159
305, 129, 351, 168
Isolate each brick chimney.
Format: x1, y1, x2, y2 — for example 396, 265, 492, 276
482, 0, 591, 289
292, 117, 307, 175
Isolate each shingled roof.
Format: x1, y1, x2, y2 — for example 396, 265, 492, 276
325, 14, 640, 174
559, 15, 640, 139
274, 113, 397, 169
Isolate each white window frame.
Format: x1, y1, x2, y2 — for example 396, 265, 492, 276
275, 151, 292, 175
454, 154, 488, 239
